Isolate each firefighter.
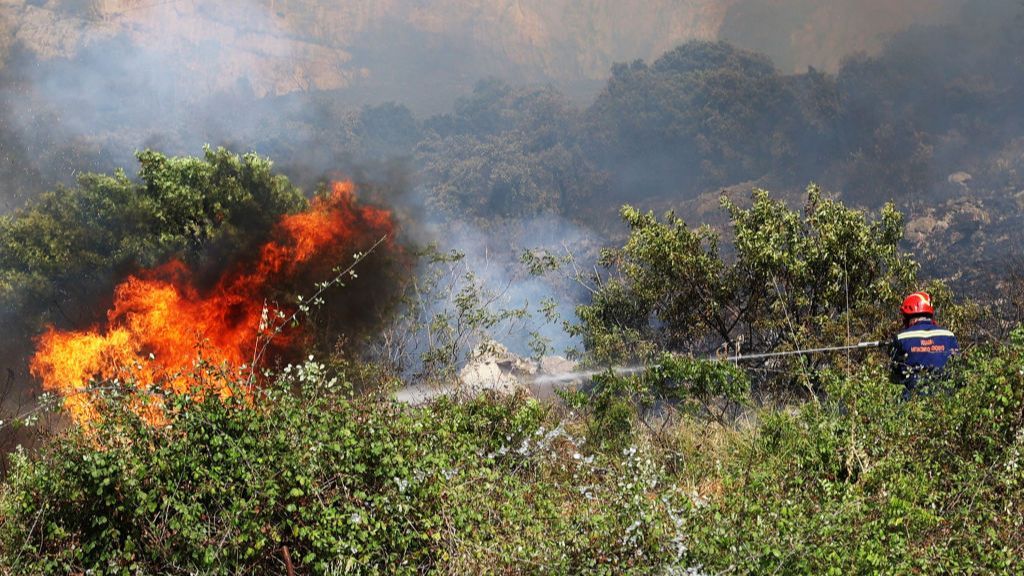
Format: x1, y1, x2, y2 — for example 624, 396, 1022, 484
890, 292, 960, 400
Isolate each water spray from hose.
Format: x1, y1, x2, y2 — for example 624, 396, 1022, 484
529, 340, 887, 388
530, 365, 647, 386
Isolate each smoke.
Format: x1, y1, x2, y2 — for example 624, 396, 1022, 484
0, 0, 977, 204
0, 0, 997, 213
0, 2, 435, 204
720, 0, 970, 73
393, 200, 601, 373
435, 215, 597, 358
0, 0, 395, 206
29, 181, 396, 425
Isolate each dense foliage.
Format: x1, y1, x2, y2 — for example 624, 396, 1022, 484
0, 362, 686, 575
416, 80, 604, 219
0, 148, 306, 333
585, 42, 799, 193
673, 332, 1024, 574
2, 333, 1022, 574
575, 185, 918, 376
409, 4, 1024, 217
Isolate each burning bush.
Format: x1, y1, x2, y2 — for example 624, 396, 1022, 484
0, 148, 308, 334
28, 180, 394, 426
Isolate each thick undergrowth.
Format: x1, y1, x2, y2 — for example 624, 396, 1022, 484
0, 360, 684, 575
2, 331, 1023, 574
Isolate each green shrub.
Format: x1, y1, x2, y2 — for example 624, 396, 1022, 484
0, 361, 688, 575
4, 336, 1022, 574
674, 333, 1024, 574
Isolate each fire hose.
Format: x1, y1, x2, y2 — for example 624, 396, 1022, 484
722, 340, 885, 362
590, 340, 888, 380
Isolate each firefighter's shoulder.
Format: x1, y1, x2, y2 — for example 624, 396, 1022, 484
896, 328, 956, 340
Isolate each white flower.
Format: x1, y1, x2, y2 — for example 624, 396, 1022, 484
394, 477, 409, 493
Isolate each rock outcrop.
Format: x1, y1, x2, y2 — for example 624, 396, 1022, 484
396, 340, 581, 404
459, 340, 582, 398
458, 341, 534, 397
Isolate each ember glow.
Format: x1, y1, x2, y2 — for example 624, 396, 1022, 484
30, 181, 393, 425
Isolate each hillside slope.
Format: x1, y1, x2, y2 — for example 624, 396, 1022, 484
0, 0, 966, 108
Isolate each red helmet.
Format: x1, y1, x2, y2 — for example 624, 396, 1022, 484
900, 292, 934, 316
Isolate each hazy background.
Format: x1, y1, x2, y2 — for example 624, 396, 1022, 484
0, 0, 976, 202
3, 0, 1024, 360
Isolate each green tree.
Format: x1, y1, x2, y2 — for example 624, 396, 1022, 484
576, 185, 917, 388
417, 80, 605, 218
0, 147, 306, 332
585, 41, 799, 195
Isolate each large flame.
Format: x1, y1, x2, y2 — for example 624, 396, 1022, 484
30, 181, 393, 425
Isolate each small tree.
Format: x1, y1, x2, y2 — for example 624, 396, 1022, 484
576, 185, 918, 392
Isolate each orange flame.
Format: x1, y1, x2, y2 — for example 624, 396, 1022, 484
30, 181, 393, 425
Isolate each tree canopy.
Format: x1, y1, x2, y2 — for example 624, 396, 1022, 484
0, 148, 306, 332
416, 80, 605, 219
576, 185, 919, 383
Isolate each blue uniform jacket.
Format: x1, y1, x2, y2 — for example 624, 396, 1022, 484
889, 319, 959, 396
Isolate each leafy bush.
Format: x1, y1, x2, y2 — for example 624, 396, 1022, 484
671, 333, 1024, 574
3, 331, 1023, 574
575, 185, 917, 390
0, 360, 688, 574
0, 147, 306, 333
